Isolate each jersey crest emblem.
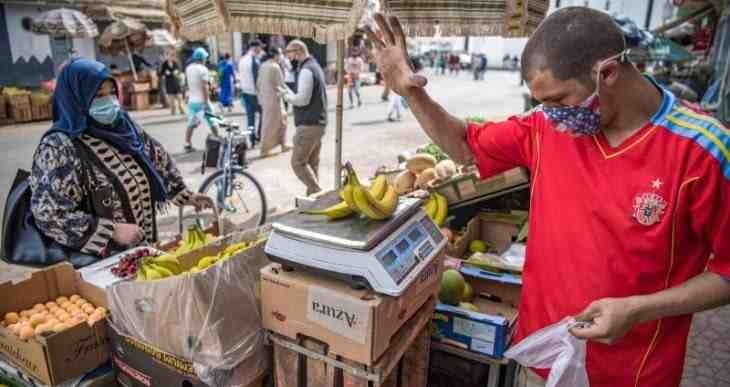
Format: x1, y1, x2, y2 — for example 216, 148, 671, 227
633, 192, 668, 226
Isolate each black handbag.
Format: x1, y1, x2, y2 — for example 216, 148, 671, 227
1, 134, 115, 268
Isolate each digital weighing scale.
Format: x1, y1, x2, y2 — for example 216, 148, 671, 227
265, 192, 446, 297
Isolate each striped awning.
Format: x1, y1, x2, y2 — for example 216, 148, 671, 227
381, 0, 550, 37
168, 0, 369, 43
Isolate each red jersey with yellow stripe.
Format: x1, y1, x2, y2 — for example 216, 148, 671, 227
465, 85, 730, 387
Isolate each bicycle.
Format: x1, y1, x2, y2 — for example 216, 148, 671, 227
196, 112, 268, 228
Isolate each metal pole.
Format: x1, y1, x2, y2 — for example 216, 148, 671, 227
644, 0, 655, 30
334, 39, 345, 189
124, 39, 138, 81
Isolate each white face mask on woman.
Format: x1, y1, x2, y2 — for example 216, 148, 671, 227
88, 95, 121, 125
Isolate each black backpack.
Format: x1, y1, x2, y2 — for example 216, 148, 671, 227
1, 131, 114, 268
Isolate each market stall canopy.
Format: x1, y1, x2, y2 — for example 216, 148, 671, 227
1, 1, 169, 24
98, 18, 149, 79
98, 18, 148, 53
30, 8, 99, 38
147, 28, 183, 48
379, 0, 550, 37
167, 0, 370, 43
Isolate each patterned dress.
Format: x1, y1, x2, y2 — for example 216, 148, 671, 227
30, 132, 194, 256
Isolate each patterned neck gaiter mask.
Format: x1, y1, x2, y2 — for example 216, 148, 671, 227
541, 50, 629, 137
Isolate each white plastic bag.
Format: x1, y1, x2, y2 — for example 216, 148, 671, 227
505, 317, 590, 387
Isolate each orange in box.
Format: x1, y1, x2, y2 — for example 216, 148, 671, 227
0, 263, 109, 385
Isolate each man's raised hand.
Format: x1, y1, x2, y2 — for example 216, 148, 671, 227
364, 14, 427, 98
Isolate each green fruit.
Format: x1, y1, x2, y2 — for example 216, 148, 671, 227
458, 302, 479, 312
439, 269, 466, 306
462, 282, 474, 302
469, 240, 488, 253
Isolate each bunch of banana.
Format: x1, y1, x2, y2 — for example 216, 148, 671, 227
136, 254, 182, 281
423, 193, 448, 226
302, 163, 399, 221
172, 225, 214, 256
181, 240, 258, 274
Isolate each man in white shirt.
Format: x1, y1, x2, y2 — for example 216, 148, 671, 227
281, 40, 328, 195
345, 51, 365, 108
238, 39, 263, 145
184, 47, 218, 153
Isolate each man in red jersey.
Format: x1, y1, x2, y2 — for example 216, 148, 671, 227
367, 7, 730, 387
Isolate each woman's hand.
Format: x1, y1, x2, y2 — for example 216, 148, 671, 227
112, 223, 144, 246
190, 193, 215, 212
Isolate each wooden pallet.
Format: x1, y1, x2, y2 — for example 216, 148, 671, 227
271, 297, 435, 387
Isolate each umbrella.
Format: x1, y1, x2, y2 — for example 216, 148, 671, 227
99, 18, 148, 80
648, 38, 695, 62
31, 8, 99, 38
612, 14, 656, 48
147, 29, 182, 48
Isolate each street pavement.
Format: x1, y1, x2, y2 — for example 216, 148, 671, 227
0, 69, 727, 386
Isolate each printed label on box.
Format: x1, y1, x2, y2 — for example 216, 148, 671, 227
307, 285, 370, 344
453, 317, 496, 342
471, 338, 495, 355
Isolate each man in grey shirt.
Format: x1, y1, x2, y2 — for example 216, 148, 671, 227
282, 40, 328, 195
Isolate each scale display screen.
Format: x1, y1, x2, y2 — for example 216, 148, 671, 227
396, 239, 409, 253
408, 228, 423, 243
377, 222, 437, 284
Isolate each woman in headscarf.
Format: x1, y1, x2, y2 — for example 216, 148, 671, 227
256, 47, 291, 157
30, 58, 213, 258
218, 53, 235, 112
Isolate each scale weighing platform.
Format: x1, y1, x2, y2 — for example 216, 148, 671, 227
265, 193, 446, 297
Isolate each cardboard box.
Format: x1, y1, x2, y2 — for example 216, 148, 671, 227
0, 263, 109, 386
261, 253, 442, 366
432, 267, 521, 358
106, 230, 269, 371
108, 319, 267, 387
448, 212, 527, 259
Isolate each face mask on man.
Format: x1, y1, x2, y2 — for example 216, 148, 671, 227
541, 50, 628, 137
89, 95, 121, 125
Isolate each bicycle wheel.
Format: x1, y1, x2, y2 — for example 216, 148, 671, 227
199, 167, 268, 228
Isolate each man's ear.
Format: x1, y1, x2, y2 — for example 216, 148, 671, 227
600, 61, 620, 87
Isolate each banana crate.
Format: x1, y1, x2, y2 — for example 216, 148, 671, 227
106, 228, 271, 386
431, 167, 529, 206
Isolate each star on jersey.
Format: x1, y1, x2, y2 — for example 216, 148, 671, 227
651, 178, 663, 190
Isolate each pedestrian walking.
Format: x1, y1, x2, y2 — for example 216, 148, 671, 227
159, 54, 185, 115
282, 40, 327, 196
345, 51, 364, 108
257, 47, 291, 158
184, 47, 219, 153
238, 40, 263, 146
218, 53, 235, 112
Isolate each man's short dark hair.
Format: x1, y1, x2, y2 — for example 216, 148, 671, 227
249, 39, 263, 48
521, 7, 626, 86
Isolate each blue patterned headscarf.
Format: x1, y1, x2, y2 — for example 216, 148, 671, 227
51, 58, 167, 202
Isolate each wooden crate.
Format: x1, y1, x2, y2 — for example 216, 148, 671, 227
271, 297, 434, 387
31, 102, 51, 121
8, 95, 32, 123
0, 95, 7, 120
130, 91, 150, 111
